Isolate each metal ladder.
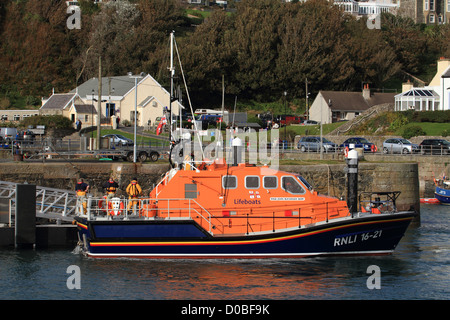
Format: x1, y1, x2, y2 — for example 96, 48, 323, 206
0, 181, 79, 223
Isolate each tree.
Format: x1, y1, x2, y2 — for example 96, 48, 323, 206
230, 0, 282, 100
83, 0, 141, 77
276, 0, 355, 95
0, 0, 75, 96
345, 17, 401, 88
180, 10, 236, 106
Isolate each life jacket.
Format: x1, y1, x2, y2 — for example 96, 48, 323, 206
75, 182, 88, 196
105, 180, 118, 193
126, 180, 142, 198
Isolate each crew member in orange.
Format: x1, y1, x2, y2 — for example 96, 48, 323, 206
126, 177, 142, 214
75, 178, 89, 214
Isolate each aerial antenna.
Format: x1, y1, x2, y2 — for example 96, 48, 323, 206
173, 34, 204, 160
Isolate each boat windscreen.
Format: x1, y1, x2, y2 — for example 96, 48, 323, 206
297, 176, 313, 191
281, 176, 305, 194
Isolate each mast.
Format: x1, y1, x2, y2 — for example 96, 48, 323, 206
169, 31, 175, 146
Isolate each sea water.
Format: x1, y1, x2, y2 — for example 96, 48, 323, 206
0, 205, 448, 301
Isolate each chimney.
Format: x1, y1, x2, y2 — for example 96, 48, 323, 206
402, 80, 413, 92
362, 83, 370, 100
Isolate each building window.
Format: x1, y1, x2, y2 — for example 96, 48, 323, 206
429, 14, 435, 23
425, 0, 429, 10
430, 0, 435, 11
13, 115, 20, 121
447, 0, 450, 12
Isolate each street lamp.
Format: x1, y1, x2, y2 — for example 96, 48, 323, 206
128, 72, 144, 163
284, 91, 287, 148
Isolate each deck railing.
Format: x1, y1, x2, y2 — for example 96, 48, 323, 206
78, 196, 352, 236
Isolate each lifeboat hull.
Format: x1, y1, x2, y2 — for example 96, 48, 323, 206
75, 211, 415, 259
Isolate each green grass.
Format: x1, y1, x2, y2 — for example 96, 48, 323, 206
287, 122, 345, 136
395, 122, 450, 136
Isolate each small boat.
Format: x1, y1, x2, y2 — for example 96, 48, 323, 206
434, 179, 450, 205
73, 32, 416, 259
420, 198, 440, 204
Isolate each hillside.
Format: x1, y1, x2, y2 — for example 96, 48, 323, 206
336, 109, 450, 138
0, 0, 449, 111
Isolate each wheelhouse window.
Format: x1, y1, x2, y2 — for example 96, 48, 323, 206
222, 175, 237, 189
245, 176, 259, 189
297, 176, 313, 191
281, 176, 305, 195
263, 176, 278, 189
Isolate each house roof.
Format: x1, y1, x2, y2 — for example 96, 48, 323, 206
72, 104, 97, 114
320, 90, 395, 112
40, 93, 76, 110
442, 66, 450, 78
395, 89, 439, 98
71, 75, 149, 99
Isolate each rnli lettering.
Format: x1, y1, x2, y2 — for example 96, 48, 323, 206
334, 230, 383, 247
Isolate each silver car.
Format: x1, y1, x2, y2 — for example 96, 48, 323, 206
382, 138, 419, 154
297, 136, 338, 153
102, 134, 133, 146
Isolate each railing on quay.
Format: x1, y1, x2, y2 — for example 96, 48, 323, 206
0, 180, 79, 226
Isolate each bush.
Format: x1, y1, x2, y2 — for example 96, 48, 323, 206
20, 114, 74, 130
402, 125, 426, 139
412, 110, 450, 123
442, 129, 449, 137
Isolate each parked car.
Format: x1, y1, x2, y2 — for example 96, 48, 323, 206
301, 120, 319, 126
340, 137, 377, 153
382, 138, 419, 154
297, 136, 339, 153
102, 134, 133, 146
278, 115, 302, 126
419, 139, 450, 155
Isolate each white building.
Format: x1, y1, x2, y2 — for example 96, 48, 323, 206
334, 0, 399, 16
395, 58, 450, 111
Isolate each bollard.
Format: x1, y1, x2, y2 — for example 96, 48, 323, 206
346, 149, 359, 215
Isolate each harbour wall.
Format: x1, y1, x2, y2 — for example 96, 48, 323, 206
0, 161, 420, 214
